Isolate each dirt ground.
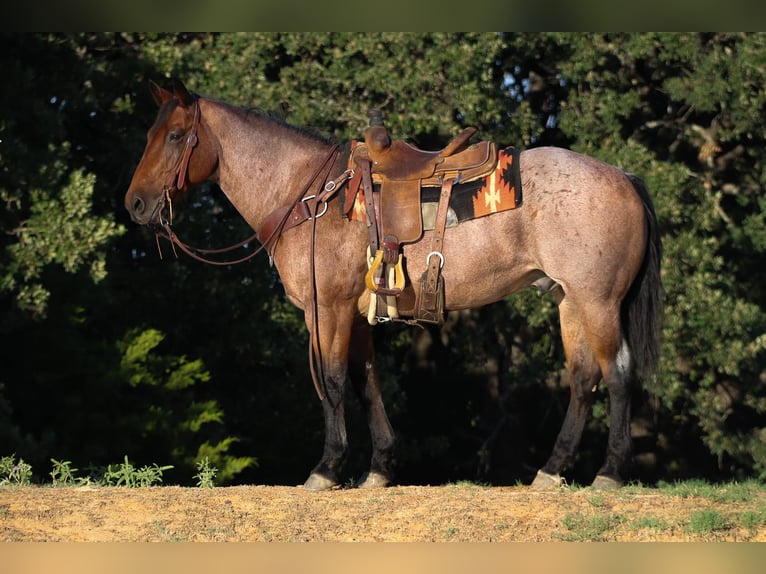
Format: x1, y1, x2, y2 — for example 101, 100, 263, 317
1, 483, 764, 542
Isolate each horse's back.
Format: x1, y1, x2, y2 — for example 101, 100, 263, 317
519, 146, 643, 210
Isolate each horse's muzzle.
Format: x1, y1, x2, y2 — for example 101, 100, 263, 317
125, 189, 166, 225
129, 194, 146, 222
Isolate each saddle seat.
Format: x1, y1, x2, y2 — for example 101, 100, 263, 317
362, 109, 480, 180
356, 109, 495, 183
350, 109, 497, 245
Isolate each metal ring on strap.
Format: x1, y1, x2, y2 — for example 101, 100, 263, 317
301, 195, 329, 219
426, 251, 445, 268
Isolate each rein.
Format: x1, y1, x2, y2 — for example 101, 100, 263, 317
156, 146, 343, 266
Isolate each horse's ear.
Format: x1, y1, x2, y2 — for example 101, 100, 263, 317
149, 80, 174, 107
172, 78, 196, 107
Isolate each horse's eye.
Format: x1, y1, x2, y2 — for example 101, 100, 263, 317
168, 131, 183, 144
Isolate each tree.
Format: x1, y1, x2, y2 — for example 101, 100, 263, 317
0, 33, 254, 484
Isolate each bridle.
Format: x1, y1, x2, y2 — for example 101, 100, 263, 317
162, 96, 201, 195
153, 95, 264, 264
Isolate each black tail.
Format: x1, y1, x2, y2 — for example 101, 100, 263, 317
623, 174, 663, 378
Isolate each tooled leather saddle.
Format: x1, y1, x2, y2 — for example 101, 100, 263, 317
344, 110, 505, 325
349, 110, 497, 245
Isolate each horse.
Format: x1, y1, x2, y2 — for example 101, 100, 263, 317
125, 79, 662, 491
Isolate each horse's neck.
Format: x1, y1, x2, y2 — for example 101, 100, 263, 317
203, 99, 332, 231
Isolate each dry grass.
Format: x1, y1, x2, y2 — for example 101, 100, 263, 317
1, 482, 764, 542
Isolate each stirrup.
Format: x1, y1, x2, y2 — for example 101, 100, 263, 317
365, 248, 385, 292
365, 249, 405, 294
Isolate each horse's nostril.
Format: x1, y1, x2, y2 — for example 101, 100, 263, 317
132, 196, 145, 215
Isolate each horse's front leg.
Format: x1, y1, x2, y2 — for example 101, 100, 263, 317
302, 303, 355, 491
348, 316, 396, 488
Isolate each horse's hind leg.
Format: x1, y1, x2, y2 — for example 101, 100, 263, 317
533, 296, 635, 490
348, 317, 396, 488
591, 334, 634, 489
532, 298, 602, 490
574, 301, 634, 489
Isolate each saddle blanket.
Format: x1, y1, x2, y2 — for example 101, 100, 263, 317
343, 147, 522, 228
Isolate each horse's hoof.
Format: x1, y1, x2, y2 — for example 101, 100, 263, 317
303, 473, 338, 491
591, 475, 623, 490
356, 471, 391, 489
530, 470, 565, 490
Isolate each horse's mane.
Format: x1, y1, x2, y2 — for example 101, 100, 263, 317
229, 100, 337, 146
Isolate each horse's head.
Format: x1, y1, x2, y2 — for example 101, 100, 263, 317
125, 79, 217, 225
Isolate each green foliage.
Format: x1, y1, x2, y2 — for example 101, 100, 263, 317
0, 33, 131, 318
120, 328, 211, 390
183, 33, 511, 144
117, 328, 256, 483
101, 455, 173, 487
686, 509, 731, 535
0, 455, 33, 486
193, 457, 218, 488
50, 459, 90, 487
559, 512, 626, 541
1, 170, 124, 316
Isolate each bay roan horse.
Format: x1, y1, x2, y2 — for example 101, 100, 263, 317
125, 79, 662, 490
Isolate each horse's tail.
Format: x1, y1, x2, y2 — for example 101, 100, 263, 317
623, 173, 664, 379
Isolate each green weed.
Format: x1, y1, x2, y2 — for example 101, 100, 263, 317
443, 526, 459, 538
50, 459, 90, 487
153, 520, 187, 542
657, 479, 762, 502
631, 514, 671, 531
559, 512, 625, 541
193, 457, 218, 488
686, 509, 731, 535
0, 454, 32, 486
102, 455, 173, 487
740, 510, 766, 534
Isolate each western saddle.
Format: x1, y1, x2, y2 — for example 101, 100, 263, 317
349, 110, 498, 325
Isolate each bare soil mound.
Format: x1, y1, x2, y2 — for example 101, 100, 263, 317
1, 484, 764, 542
